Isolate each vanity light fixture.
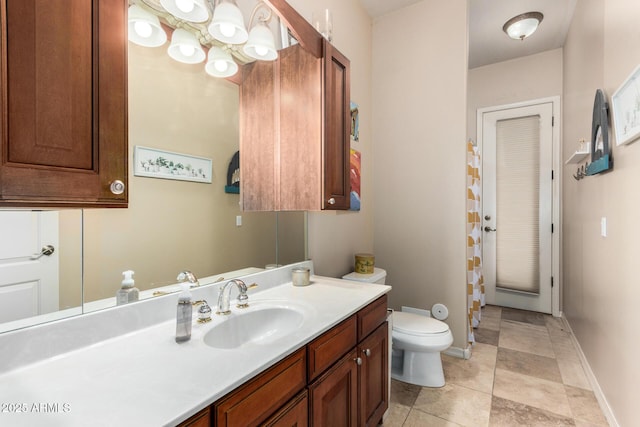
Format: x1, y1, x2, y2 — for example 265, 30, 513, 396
208, 0, 249, 45
205, 46, 239, 78
128, 4, 167, 47
502, 11, 544, 41
168, 28, 206, 64
160, 0, 209, 23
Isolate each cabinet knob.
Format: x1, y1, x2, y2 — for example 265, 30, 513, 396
362, 348, 371, 357
110, 180, 126, 195
354, 357, 362, 366
327, 197, 336, 205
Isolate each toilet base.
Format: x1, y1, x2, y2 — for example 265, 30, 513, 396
390, 349, 446, 388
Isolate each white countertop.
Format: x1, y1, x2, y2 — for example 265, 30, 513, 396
0, 274, 390, 427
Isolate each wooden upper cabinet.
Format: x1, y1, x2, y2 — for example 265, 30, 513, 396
322, 41, 350, 210
0, 0, 128, 207
240, 30, 350, 211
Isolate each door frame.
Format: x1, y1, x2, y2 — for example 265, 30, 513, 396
476, 96, 561, 317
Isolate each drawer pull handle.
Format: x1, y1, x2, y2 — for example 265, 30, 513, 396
354, 357, 362, 366
328, 197, 336, 205
363, 348, 371, 357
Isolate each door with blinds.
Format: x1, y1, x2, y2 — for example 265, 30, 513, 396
480, 102, 553, 314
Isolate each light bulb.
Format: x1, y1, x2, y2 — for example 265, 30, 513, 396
175, 0, 195, 13
179, 44, 195, 57
134, 21, 153, 38
219, 23, 236, 38
214, 60, 228, 73
254, 45, 268, 57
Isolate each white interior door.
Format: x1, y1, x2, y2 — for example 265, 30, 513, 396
0, 211, 59, 323
480, 102, 554, 314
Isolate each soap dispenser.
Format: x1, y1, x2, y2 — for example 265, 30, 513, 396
175, 283, 193, 343
116, 270, 139, 305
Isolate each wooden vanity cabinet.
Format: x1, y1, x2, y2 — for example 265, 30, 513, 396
0, 0, 128, 207
200, 295, 388, 427
240, 39, 350, 211
308, 295, 389, 426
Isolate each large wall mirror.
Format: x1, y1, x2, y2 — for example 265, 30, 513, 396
0, 21, 306, 333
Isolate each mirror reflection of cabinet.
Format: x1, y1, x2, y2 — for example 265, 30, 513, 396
0, 0, 127, 207
240, 39, 350, 211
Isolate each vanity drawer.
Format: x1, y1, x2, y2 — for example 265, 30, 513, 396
214, 347, 306, 427
307, 315, 357, 381
357, 295, 388, 340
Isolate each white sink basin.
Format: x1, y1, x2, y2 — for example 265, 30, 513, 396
203, 302, 305, 349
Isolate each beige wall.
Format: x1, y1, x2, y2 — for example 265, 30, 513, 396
467, 48, 563, 141
563, 0, 640, 425
82, 44, 305, 302
287, 0, 375, 278
371, 1, 469, 348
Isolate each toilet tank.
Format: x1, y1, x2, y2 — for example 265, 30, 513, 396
342, 267, 387, 284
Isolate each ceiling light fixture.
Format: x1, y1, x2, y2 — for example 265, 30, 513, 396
208, 0, 249, 45
160, 0, 209, 23
503, 12, 544, 41
168, 28, 206, 64
128, 4, 167, 47
205, 47, 239, 78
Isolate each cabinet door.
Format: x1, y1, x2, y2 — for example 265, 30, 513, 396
0, 0, 127, 207
309, 349, 358, 427
322, 40, 350, 210
261, 390, 308, 427
178, 407, 210, 427
359, 322, 389, 427
240, 59, 277, 211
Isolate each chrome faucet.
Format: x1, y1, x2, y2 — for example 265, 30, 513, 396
216, 279, 257, 315
177, 270, 199, 287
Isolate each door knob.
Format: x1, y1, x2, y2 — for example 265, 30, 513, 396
354, 357, 362, 366
484, 226, 496, 232
363, 348, 371, 357
327, 197, 336, 205
110, 180, 126, 195
31, 245, 55, 260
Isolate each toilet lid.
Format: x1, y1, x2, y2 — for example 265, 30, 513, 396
393, 311, 449, 336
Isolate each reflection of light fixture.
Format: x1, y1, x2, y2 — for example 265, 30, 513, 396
503, 12, 544, 40
243, 3, 277, 61
134, 0, 279, 78
205, 47, 239, 78
208, 0, 249, 44
160, 0, 209, 23
244, 22, 277, 61
128, 4, 167, 47
168, 29, 206, 64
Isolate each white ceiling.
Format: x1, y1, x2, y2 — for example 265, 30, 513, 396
359, 0, 577, 69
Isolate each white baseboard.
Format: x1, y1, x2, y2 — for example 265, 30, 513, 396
444, 346, 471, 360
561, 314, 619, 427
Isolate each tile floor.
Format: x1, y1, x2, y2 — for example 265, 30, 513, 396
383, 305, 609, 426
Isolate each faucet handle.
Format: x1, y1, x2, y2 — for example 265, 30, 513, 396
192, 300, 212, 323
236, 283, 258, 309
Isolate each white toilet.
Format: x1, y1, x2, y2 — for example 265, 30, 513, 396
342, 268, 453, 388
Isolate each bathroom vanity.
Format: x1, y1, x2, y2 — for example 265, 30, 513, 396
0, 263, 390, 426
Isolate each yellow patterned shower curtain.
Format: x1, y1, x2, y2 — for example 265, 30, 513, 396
467, 141, 485, 343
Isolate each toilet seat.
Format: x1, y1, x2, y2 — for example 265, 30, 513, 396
393, 312, 449, 336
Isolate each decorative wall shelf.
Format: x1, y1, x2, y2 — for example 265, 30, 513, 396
565, 149, 590, 164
